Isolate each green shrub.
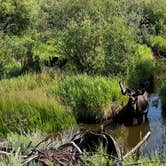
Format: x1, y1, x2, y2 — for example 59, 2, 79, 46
149, 35, 166, 56
160, 81, 166, 110
104, 16, 138, 76
142, 0, 166, 35
58, 74, 127, 122
0, 0, 39, 35
127, 45, 154, 89
63, 18, 105, 74
136, 44, 154, 61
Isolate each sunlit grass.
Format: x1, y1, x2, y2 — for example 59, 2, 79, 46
0, 71, 128, 134
58, 74, 128, 122
0, 88, 76, 136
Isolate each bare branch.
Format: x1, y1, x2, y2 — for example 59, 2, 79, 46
123, 131, 151, 160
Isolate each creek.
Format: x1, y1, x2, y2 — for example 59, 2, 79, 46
80, 58, 166, 156
80, 94, 166, 156
108, 94, 166, 156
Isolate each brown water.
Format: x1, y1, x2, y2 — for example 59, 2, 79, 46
80, 94, 166, 156
109, 94, 166, 155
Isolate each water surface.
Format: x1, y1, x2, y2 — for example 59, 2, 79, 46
80, 94, 166, 156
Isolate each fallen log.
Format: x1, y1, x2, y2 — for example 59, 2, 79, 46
71, 130, 121, 160
0, 130, 151, 166
21, 130, 122, 165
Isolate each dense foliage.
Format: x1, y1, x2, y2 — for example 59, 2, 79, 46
127, 44, 154, 89
149, 35, 166, 57
1, 0, 166, 132
1, 3, 166, 165
1, 0, 165, 78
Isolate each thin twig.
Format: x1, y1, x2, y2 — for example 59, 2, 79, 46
70, 141, 82, 154
123, 131, 151, 160
0, 150, 11, 155
21, 153, 39, 165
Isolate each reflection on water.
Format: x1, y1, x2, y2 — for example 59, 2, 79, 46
143, 94, 166, 156
80, 94, 166, 156
127, 122, 150, 150
108, 94, 166, 155
107, 120, 150, 154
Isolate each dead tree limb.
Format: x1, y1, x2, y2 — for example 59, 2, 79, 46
123, 131, 151, 160
0, 150, 11, 155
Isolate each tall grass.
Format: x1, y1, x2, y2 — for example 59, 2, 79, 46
0, 69, 60, 93
82, 147, 166, 166
0, 70, 128, 131
58, 74, 127, 122
0, 70, 76, 136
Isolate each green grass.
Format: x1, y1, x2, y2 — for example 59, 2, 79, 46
0, 69, 60, 93
58, 74, 128, 122
0, 70, 128, 133
0, 90, 76, 135
0, 70, 76, 136
0, 71, 125, 134
82, 146, 166, 166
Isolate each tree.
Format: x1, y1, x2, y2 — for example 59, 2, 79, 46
0, 0, 38, 34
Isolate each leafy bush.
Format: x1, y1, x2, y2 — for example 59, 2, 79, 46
149, 35, 166, 56
160, 81, 166, 110
142, 0, 166, 35
58, 74, 127, 122
60, 1, 139, 75
63, 18, 105, 74
127, 45, 154, 89
0, 0, 39, 35
104, 16, 138, 75
0, 34, 22, 79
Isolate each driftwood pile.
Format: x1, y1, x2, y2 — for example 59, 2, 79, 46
0, 130, 151, 166
22, 131, 122, 165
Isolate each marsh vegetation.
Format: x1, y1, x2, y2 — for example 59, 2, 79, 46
1, 0, 166, 165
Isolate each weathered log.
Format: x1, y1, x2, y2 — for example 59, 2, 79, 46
71, 130, 121, 160
0, 131, 151, 166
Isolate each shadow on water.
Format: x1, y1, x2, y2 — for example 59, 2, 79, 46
80, 94, 166, 156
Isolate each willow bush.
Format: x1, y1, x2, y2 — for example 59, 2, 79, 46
149, 35, 166, 57
127, 44, 155, 89
160, 81, 166, 110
